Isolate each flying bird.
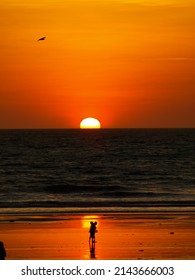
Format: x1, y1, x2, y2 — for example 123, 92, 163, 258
37, 37, 46, 41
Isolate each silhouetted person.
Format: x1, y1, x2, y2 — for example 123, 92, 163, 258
89, 221, 97, 243
0, 241, 6, 260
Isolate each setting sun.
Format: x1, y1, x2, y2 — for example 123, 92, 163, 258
80, 118, 101, 129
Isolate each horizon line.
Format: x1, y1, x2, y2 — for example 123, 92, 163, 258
0, 127, 194, 130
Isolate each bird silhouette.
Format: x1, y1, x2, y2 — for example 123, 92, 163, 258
37, 37, 46, 41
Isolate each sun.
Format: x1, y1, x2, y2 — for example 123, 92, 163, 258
80, 117, 101, 129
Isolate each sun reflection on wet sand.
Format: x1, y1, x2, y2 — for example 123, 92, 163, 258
1, 213, 195, 259
81, 215, 100, 229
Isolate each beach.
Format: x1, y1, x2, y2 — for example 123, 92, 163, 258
0, 212, 195, 260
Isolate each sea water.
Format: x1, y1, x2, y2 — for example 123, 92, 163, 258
0, 129, 194, 214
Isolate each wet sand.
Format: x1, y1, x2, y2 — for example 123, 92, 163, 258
0, 212, 195, 260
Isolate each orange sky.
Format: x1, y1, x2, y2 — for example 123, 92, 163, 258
1, 0, 195, 128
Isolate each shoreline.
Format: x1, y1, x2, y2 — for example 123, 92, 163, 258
0, 212, 195, 260
1, 205, 195, 216
1, 210, 195, 220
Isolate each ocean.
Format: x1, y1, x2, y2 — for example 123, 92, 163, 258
0, 129, 194, 214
